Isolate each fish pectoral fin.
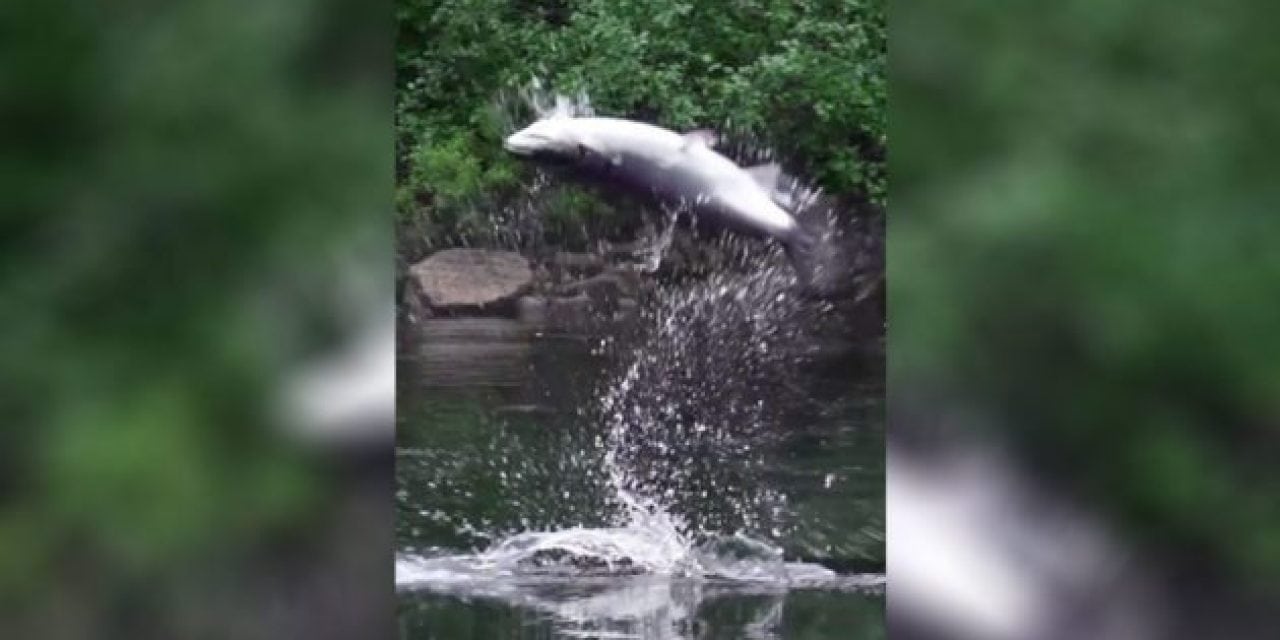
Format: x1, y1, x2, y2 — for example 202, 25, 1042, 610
575, 131, 609, 157
680, 129, 720, 150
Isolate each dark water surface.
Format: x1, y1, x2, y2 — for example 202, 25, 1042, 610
397, 301, 884, 639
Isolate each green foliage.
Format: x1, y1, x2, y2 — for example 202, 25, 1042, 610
542, 0, 886, 196
396, 0, 886, 256
398, 129, 519, 246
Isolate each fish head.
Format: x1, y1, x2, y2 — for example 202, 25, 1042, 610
504, 117, 603, 166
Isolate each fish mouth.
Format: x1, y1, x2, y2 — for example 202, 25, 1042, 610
503, 133, 546, 156
502, 139, 531, 155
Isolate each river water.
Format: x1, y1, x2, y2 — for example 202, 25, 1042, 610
396, 264, 884, 639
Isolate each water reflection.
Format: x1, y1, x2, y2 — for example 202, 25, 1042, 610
398, 570, 883, 640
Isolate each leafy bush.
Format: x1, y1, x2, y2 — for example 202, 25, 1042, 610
396, 0, 886, 258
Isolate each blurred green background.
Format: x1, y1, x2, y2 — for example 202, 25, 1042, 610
892, 0, 1280, 623
1, 0, 391, 637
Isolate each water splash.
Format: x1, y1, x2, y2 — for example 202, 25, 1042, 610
396, 251, 876, 599
594, 259, 829, 540
399, 547, 882, 640
400, 80, 883, 638
520, 77, 596, 119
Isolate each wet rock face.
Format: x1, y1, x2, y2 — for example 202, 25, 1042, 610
547, 251, 607, 280
407, 249, 534, 314
516, 295, 549, 324
546, 294, 595, 333
521, 294, 594, 333
555, 272, 628, 307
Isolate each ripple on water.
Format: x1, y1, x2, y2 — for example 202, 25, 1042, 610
395, 526, 884, 590
395, 528, 882, 639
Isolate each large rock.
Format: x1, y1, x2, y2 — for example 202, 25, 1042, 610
407, 249, 533, 314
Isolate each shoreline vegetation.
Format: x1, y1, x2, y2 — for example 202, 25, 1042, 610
396, 0, 887, 286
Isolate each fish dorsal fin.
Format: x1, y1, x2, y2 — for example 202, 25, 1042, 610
744, 162, 783, 192
681, 129, 720, 150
